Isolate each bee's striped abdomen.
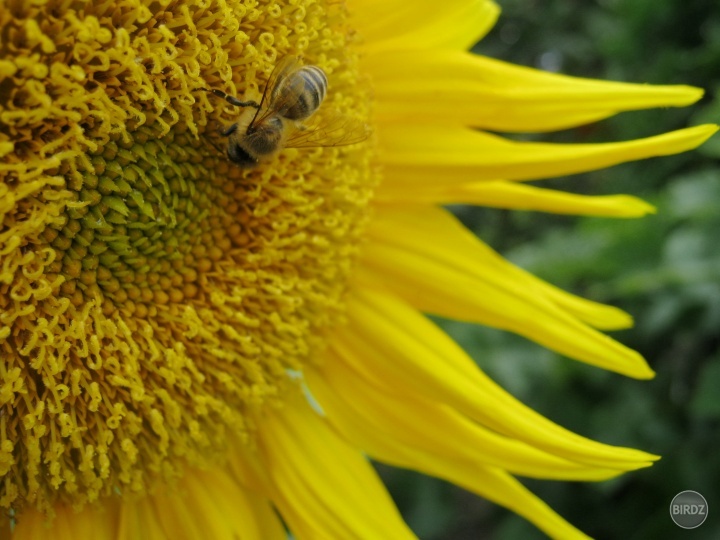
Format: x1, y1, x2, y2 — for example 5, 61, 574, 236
281, 65, 328, 121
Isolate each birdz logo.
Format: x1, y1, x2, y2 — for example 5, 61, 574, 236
670, 491, 708, 529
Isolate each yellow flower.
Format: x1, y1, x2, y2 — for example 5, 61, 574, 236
0, 0, 715, 538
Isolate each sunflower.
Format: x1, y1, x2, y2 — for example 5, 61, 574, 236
0, 0, 715, 538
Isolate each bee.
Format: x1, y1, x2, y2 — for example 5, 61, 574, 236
203, 56, 368, 168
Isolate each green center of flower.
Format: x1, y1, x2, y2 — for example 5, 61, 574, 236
0, 0, 372, 514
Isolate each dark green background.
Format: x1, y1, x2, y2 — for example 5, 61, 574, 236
379, 1, 720, 538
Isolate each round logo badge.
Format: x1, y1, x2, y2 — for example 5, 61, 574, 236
670, 490, 708, 529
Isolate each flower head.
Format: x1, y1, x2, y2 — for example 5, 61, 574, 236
0, 0, 716, 538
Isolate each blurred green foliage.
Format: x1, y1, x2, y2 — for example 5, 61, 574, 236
380, 1, 720, 538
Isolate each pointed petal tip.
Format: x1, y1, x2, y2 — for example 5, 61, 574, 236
610, 195, 656, 218
601, 447, 660, 472
633, 449, 661, 464
595, 309, 633, 330
604, 315, 633, 331
643, 203, 658, 216
627, 452, 661, 470
614, 349, 655, 380
634, 363, 656, 380
692, 123, 720, 145
666, 84, 705, 105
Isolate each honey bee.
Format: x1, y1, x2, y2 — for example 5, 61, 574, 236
203, 56, 369, 168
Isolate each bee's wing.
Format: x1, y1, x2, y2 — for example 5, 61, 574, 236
250, 55, 303, 126
285, 112, 371, 148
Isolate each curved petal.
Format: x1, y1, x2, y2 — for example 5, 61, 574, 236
351, 0, 499, 53
253, 391, 417, 540
334, 285, 657, 470
13, 502, 119, 540
519, 275, 635, 331
120, 468, 285, 540
378, 124, 718, 188
367, 50, 704, 131
308, 359, 626, 480
13, 466, 285, 540
307, 367, 598, 539
376, 180, 656, 217
367, 206, 634, 330
358, 206, 652, 377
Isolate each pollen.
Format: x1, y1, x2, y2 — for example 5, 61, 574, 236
0, 0, 372, 514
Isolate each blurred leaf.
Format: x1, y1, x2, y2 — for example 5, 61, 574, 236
689, 357, 720, 418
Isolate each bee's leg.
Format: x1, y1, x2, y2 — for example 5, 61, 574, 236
204, 135, 227, 157
226, 96, 261, 109
220, 123, 238, 137
201, 122, 229, 157
203, 88, 260, 109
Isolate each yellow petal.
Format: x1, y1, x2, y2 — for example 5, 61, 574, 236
367, 50, 705, 131
445, 467, 593, 540
116, 501, 167, 540
255, 392, 417, 540
335, 286, 657, 470
352, 0, 499, 53
120, 468, 285, 540
521, 275, 635, 331
14, 502, 119, 540
308, 360, 626, 481
369, 205, 634, 331
379, 124, 719, 188
359, 206, 653, 377
13, 467, 285, 540
308, 367, 596, 539
377, 180, 656, 217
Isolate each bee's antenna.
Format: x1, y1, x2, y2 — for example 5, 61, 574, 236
202, 88, 261, 109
